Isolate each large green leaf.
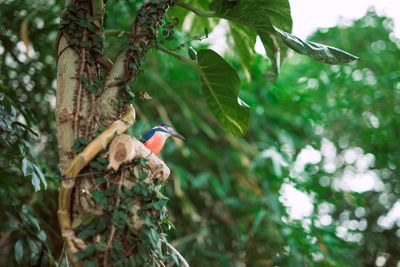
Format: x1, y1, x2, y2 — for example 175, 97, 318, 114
209, 0, 274, 33
253, 0, 292, 32
209, 0, 292, 33
197, 49, 250, 137
275, 27, 359, 64
229, 22, 257, 82
208, 0, 292, 82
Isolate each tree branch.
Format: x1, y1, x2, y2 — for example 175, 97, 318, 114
102, 30, 198, 66
174, 0, 216, 18
157, 44, 197, 66
163, 239, 190, 267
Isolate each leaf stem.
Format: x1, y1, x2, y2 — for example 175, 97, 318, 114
163, 239, 190, 267
156, 44, 197, 66
174, 0, 216, 18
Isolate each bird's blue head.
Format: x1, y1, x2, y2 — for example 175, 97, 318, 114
154, 123, 185, 140
143, 123, 185, 142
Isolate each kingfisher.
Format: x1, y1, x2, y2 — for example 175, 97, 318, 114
143, 123, 185, 155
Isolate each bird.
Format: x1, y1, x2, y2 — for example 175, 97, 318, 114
143, 123, 185, 155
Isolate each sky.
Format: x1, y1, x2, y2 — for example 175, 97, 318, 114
289, 0, 400, 38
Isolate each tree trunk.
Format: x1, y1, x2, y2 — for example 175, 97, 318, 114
55, 0, 173, 265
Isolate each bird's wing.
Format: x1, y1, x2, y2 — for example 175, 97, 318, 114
143, 128, 169, 141
143, 129, 156, 141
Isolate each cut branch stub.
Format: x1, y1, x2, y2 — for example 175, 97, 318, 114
57, 105, 135, 266
108, 134, 170, 182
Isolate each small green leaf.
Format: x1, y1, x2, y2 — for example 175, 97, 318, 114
80, 74, 89, 85
67, 39, 78, 46
251, 209, 266, 233
84, 260, 97, 267
129, 63, 137, 70
86, 85, 97, 94
77, 229, 96, 239
31, 251, 39, 265
97, 125, 107, 132
275, 27, 359, 64
91, 191, 105, 203
15, 239, 24, 264
37, 230, 46, 242
74, 244, 96, 258
138, 172, 148, 181
80, 41, 90, 48
82, 215, 95, 226
161, 218, 175, 229
96, 157, 108, 164
92, 34, 103, 43
96, 177, 107, 184
21, 158, 32, 176
197, 49, 250, 137
32, 164, 47, 190
1, 221, 19, 231
27, 238, 42, 254
91, 75, 101, 83
72, 217, 83, 229
31, 172, 41, 192
22, 206, 40, 231
96, 218, 108, 232
74, 138, 88, 153
89, 161, 104, 171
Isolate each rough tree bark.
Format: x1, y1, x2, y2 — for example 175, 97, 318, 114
55, 0, 173, 265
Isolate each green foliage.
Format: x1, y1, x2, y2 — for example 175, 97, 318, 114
167, 0, 356, 136
0, 81, 46, 191
72, 158, 182, 266
0, 0, 61, 264
134, 9, 400, 266
0, 198, 56, 266
1, 0, 399, 266
21, 158, 47, 192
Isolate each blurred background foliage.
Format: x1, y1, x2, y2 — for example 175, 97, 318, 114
1, 0, 400, 266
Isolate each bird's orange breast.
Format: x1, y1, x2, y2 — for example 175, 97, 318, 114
143, 132, 166, 155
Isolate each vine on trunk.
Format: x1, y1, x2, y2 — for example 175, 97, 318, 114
56, 0, 180, 266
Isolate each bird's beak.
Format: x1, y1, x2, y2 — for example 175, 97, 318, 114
169, 130, 185, 141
